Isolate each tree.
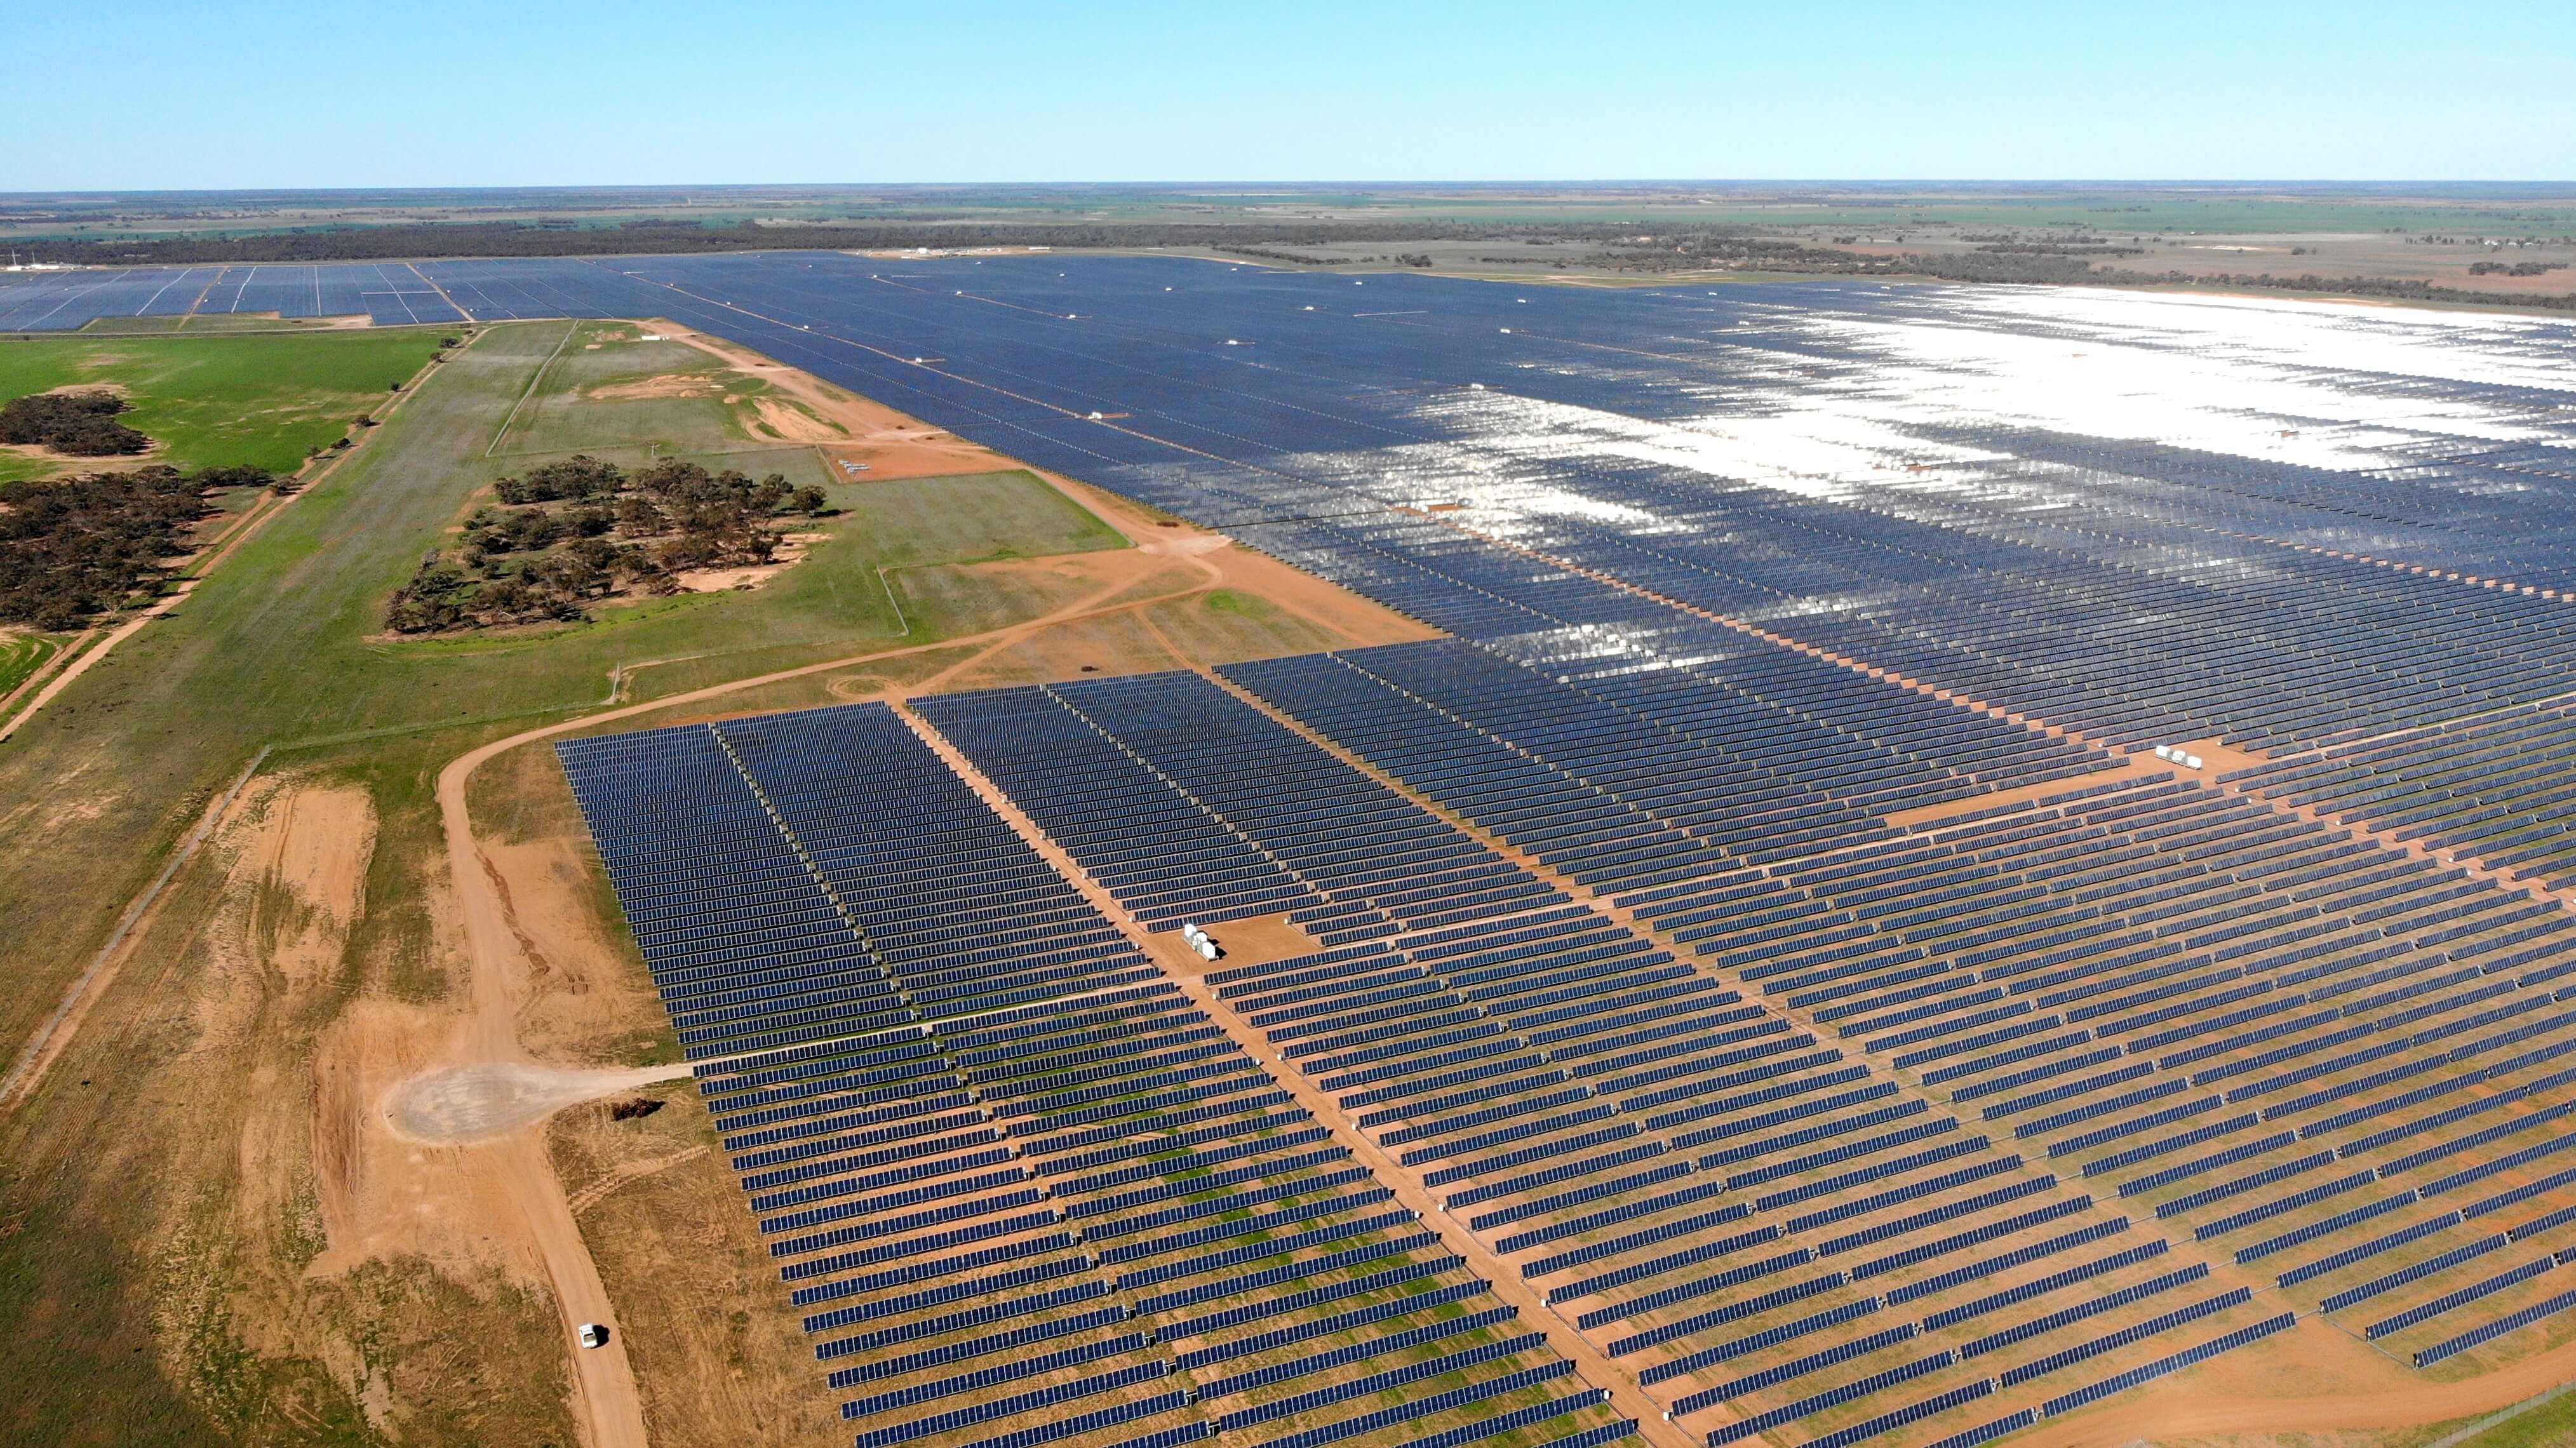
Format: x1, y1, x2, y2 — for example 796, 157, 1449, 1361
618, 493, 666, 535
0, 391, 152, 456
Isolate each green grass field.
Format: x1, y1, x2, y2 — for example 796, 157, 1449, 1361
0, 328, 448, 476
2393, 1385, 2576, 1448
74, 313, 380, 335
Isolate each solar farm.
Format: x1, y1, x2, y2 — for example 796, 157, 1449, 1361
27, 252, 2576, 1447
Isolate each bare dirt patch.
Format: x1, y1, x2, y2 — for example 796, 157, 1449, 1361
941, 608, 1188, 689
2, 770, 580, 1444
820, 432, 998, 481
1881, 751, 2181, 829
584, 373, 721, 402
671, 531, 820, 594
748, 394, 843, 442
656, 320, 1005, 479
386, 1061, 687, 1144
1180, 911, 1316, 972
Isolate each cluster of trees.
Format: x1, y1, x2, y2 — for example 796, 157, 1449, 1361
1971, 240, 2144, 258
386, 454, 829, 633
0, 391, 152, 456
1220, 246, 1353, 265
2471, 260, 2569, 277
1580, 231, 1915, 276
0, 464, 274, 628
490, 451, 622, 504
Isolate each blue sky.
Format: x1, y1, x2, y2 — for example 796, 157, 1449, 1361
8, 0, 2572, 189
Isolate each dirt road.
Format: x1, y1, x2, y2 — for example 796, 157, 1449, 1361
419, 463, 1426, 1442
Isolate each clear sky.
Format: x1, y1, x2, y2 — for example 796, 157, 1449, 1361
8, 0, 2572, 190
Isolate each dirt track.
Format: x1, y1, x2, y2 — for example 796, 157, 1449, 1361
896, 703, 1701, 1448
420, 455, 1423, 1442
425, 478, 2576, 1445
2010, 1313, 2576, 1448
1419, 513, 2576, 1440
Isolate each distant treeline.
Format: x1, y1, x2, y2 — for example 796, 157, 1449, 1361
1576, 236, 2576, 312
20, 218, 2572, 314
15, 220, 1550, 266
1905, 255, 2576, 311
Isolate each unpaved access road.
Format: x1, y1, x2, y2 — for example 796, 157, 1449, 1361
419, 459, 1425, 1444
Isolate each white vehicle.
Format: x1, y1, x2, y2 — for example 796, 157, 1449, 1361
578, 1323, 611, 1350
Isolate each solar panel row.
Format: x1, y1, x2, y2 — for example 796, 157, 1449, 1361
558, 701, 1603, 1448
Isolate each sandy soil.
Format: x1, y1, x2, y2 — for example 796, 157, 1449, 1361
586, 373, 721, 401
1183, 910, 1317, 970
2005, 1311, 2576, 1448
657, 322, 996, 481
385, 1061, 688, 1144
8, 768, 578, 1439
427, 741, 656, 1447
1881, 752, 2173, 829
659, 318, 1103, 481
748, 394, 843, 443
672, 533, 816, 594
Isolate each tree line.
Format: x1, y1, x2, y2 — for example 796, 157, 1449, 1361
1575, 235, 2576, 311
385, 454, 829, 633
0, 464, 276, 629
13, 219, 1574, 267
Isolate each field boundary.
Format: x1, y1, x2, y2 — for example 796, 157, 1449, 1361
484, 317, 581, 458
2429, 1378, 2576, 1448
